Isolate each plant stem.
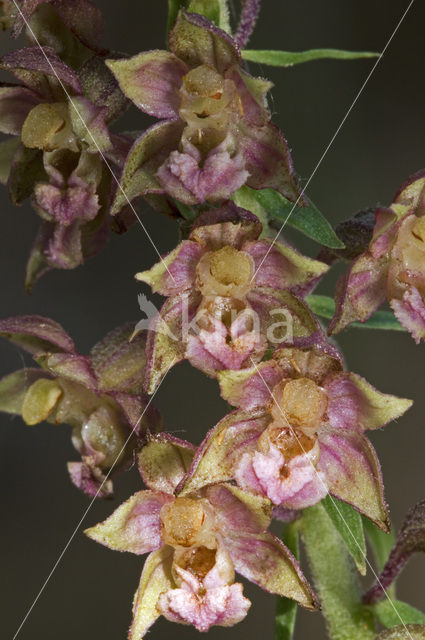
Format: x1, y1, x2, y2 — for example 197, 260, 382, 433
301, 503, 375, 640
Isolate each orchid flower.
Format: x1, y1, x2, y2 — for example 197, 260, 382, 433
85, 434, 318, 637
0, 316, 160, 496
135, 203, 328, 392
180, 342, 412, 530
330, 170, 425, 342
106, 9, 303, 213
0, 46, 129, 287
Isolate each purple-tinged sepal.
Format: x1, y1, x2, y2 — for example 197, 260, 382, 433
331, 169, 425, 341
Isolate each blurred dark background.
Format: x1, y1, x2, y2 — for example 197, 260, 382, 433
1, 1, 424, 638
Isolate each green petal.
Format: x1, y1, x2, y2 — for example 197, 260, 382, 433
138, 435, 195, 494
21, 378, 63, 425
346, 372, 413, 431
0, 369, 50, 415
129, 548, 174, 640
170, 10, 239, 73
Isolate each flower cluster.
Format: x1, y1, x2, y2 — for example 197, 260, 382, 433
0, 2, 420, 640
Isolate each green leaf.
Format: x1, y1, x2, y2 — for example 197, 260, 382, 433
242, 48, 379, 67
275, 522, 299, 640
301, 503, 375, 640
373, 600, 425, 628
363, 517, 395, 572
253, 187, 344, 249
232, 185, 270, 236
322, 495, 366, 575
306, 295, 406, 332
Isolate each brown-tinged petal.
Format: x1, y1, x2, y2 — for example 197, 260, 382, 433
318, 427, 389, 531
143, 292, 201, 394
218, 362, 283, 410
177, 409, 270, 496
106, 51, 187, 118
69, 96, 111, 152
110, 120, 184, 215
135, 240, 203, 296
138, 434, 195, 494
328, 252, 389, 334
170, 11, 240, 74
36, 353, 97, 388
85, 490, 173, 554
90, 323, 147, 393
0, 46, 82, 95
325, 372, 412, 432
247, 287, 321, 345
0, 314, 75, 354
245, 238, 328, 291
79, 55, 129, 124
240, 121, 302, 203
208, 485, 317, 608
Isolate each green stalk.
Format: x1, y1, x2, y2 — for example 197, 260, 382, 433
301, 503, 375, 640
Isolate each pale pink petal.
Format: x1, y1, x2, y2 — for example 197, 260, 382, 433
390, 287, 425, 343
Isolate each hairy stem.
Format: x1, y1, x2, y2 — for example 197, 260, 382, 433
301, 503, 375, 640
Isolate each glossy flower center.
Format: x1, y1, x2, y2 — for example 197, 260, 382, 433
197, 246, 254, 298
161, 497, 207, 547
183, 65, 224, 100
258, 423, 319, 466
209, 246, 252, 286
81, 405, 127, 468
176, 546, 217, 579
279, 377, 328, 431
21, 102, 77, 152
